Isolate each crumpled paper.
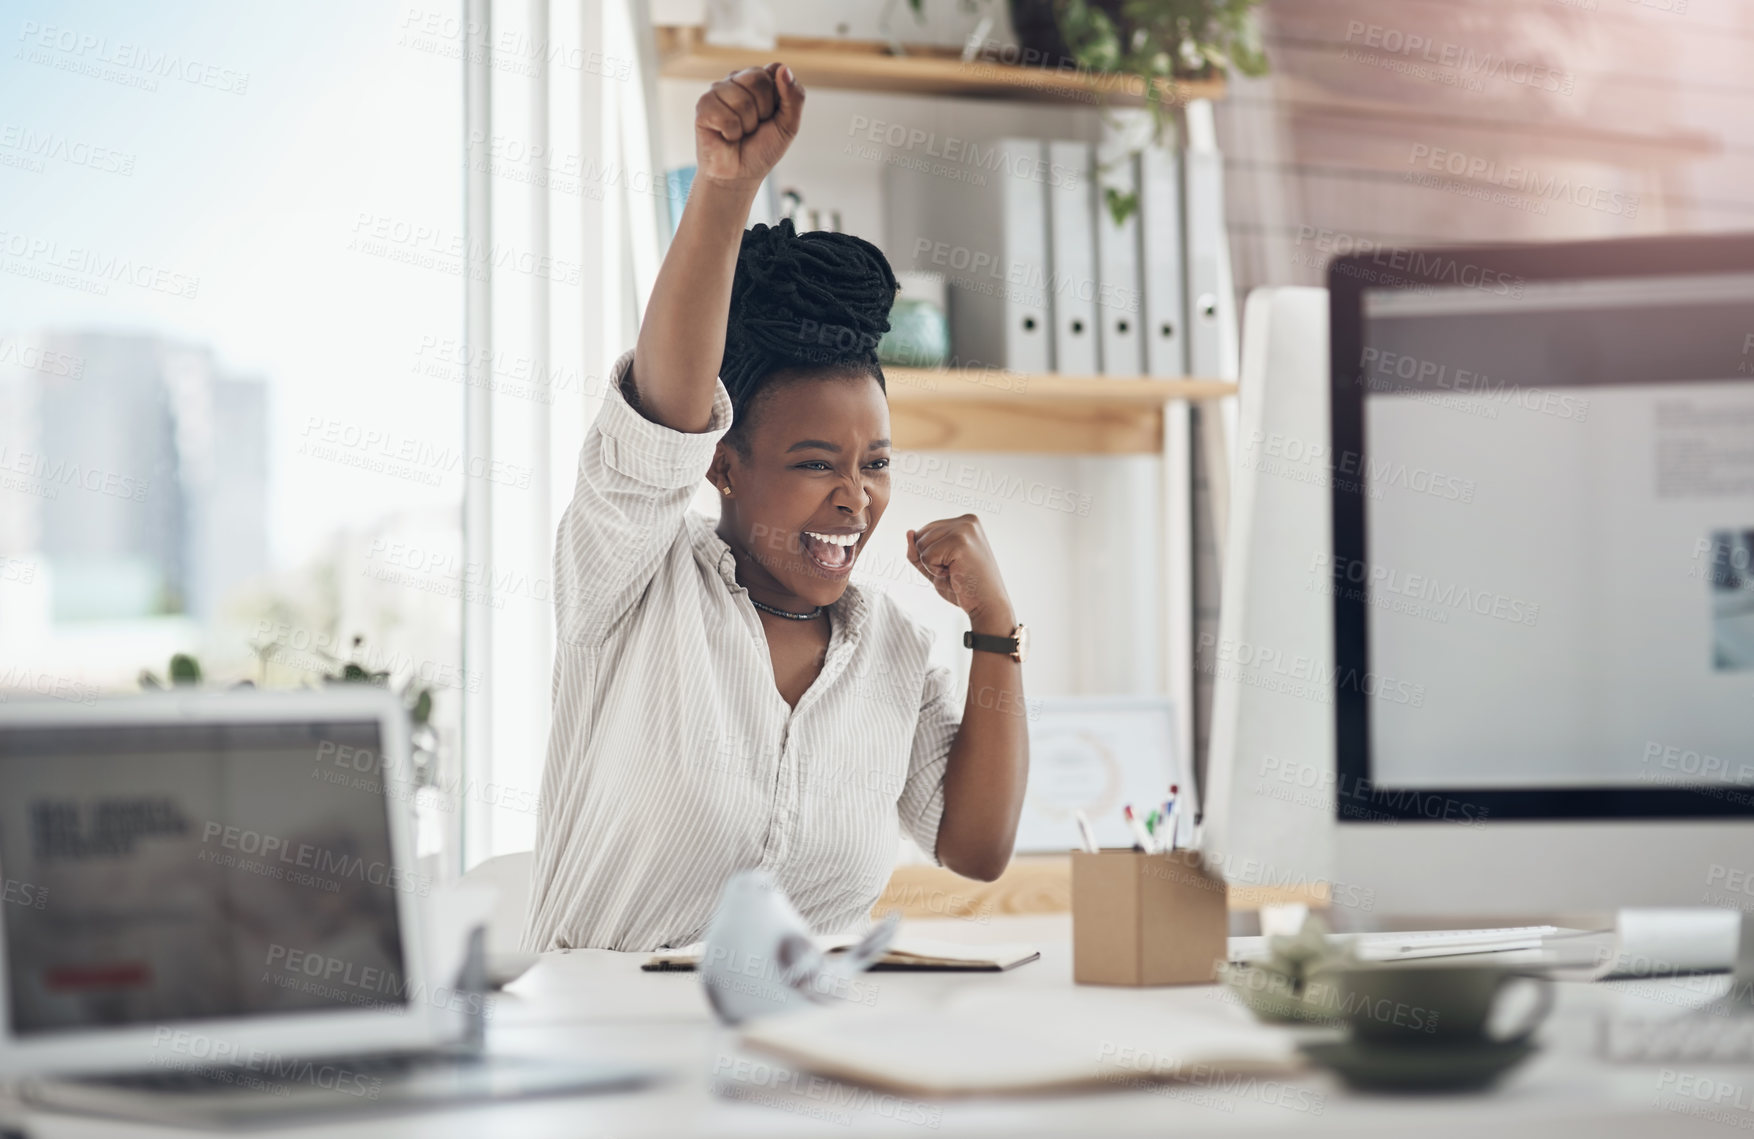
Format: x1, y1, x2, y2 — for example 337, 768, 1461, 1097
699, 869, 899, 1025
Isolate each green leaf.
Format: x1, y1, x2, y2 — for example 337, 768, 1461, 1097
411, 688, 433, 726
1104, 187, 1140, 227
1009, 0, 1269, 220
342, 662, 371, 682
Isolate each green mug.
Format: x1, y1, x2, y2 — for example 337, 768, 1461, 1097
1311, 962, 1555, 1047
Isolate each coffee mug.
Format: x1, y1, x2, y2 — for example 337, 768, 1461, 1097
1310, 963, 1555, 1046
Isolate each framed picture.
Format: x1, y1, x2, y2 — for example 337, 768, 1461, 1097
1014, 696, 1189, 854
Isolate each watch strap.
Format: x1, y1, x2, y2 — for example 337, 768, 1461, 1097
964, 630, 1019, 654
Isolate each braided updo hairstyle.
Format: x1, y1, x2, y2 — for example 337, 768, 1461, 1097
720, 217, 899, 452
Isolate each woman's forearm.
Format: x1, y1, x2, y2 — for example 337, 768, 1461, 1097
935, 601, 1029, 882
629, 63, 801, 432
630, 180, 759, 433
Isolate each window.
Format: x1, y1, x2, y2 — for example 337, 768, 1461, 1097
0, 2, 465, 849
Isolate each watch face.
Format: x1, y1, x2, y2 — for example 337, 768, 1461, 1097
1013, 624, 1029, 662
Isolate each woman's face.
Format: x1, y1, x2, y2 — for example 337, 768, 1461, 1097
712, 369, 892, 608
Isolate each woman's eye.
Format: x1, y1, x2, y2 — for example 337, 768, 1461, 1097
795, 458, 888, 472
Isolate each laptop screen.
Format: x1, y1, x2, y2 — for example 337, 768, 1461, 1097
0, 718, 411, 1036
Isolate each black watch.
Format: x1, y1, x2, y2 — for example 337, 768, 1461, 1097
964, 623, 1028, 663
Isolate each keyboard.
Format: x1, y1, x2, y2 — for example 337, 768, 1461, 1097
89, 1050, 469, 1094
1352, 925, 1563, 962
1230, 925, 1568, 965
30, 1050, 653, 1128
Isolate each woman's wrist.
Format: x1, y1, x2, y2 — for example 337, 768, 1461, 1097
683, 176, 763, 229
967, 603, 1018, 637
671, 178, 762, 263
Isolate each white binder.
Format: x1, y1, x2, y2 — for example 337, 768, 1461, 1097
885, 138, 1051, 373
1046, 139, 1099, 375
1183, 100, 1234, 380
1139, 142, 1188, 378
1094, 144, 1145, 376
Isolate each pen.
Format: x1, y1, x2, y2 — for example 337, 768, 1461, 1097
1123, 804, 1157, 854
1163, 785, 1179, 852
1074, 810, 1099, 854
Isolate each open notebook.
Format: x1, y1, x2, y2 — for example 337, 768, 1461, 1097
642, 935, 1040, 973
739, 997, 1302, 1096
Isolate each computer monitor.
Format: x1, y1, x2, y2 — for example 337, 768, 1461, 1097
1327, 233, 1754, 917
1201, 287, 1337, 900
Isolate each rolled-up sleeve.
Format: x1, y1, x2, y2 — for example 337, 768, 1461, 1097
554, 350, 733, 649
898, 663, 960, 864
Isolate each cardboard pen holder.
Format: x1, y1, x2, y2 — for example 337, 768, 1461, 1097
1072, 848, 1229, 986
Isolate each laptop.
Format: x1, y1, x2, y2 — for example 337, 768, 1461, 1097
0, 688, 650, 1128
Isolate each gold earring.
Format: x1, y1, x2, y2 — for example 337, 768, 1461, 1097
721, 485, 731, 497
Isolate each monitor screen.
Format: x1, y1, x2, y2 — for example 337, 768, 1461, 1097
0, 719, 411, 1036
1341, 266, 1754, 802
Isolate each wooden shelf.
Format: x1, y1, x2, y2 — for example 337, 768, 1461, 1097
651, 28, 1232, 453
884, 368, 1237, 454
656, 26, 1226, 107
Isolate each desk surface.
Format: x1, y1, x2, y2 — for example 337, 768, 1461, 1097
9, 915, 1749, 1139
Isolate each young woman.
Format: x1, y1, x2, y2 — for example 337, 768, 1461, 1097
524, 62, 1029, 952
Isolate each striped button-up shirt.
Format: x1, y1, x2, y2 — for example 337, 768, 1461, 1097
523, 351, 959, 952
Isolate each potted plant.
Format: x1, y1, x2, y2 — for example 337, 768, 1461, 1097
910, 0, 1268, 223
140, 637, 439, 785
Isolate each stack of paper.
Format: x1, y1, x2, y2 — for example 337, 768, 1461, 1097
739, 995, 1301, 1096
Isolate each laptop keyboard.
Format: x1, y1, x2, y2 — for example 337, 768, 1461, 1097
88, 1051, 483, 1094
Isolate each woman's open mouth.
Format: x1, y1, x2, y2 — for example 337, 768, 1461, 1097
801, 529, 861, 576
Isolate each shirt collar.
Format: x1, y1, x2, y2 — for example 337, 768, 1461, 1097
693, 514, 871, 645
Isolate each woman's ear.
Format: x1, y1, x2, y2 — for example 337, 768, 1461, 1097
708, 442, 734, 498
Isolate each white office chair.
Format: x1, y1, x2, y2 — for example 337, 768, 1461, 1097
456, 850, 537, 980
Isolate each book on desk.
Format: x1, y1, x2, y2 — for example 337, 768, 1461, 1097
643, 935, 1041, 973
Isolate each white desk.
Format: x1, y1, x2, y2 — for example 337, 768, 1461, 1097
8, 915, 1750, 1138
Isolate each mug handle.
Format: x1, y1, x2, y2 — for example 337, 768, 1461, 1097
1486, 973, 1555, 1044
